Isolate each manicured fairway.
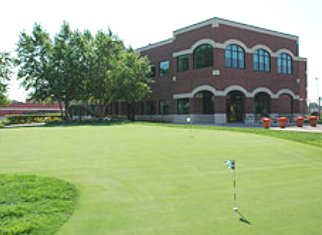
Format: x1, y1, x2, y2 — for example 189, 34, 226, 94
1, 123, 322, 235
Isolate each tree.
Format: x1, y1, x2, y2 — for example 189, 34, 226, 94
16, 23, 53, 102
85, 30, 125, 117
50, 22, 91, 119
0, 52, 13, 105
16, 22, 153, 120
16, 22, 91, 119
108, 48, 152, 120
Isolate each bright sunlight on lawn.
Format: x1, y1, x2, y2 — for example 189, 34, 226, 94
1, 123, 322, 235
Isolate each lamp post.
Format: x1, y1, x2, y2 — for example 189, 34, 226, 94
317, 78, 321, 119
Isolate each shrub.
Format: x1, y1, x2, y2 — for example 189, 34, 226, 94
5, 114, 61, 125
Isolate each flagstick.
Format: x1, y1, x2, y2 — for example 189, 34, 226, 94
233, 165, 237, 209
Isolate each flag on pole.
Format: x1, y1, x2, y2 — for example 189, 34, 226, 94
225, 160, 235, 170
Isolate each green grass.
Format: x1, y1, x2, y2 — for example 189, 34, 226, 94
0, 175, 78, 235
1, 123, 322, 234
148, 122, 322, 148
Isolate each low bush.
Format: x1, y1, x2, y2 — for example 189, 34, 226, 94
5, 114, 61, 125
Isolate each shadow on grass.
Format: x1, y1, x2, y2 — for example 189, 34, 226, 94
235, 209, 252, 225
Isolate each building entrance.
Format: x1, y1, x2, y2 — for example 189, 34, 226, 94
227, 91, 245, 122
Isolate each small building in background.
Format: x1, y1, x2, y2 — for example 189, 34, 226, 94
0, 103, 61, 120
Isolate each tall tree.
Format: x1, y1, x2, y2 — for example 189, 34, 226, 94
16, 22, 91, 119
86, 30, 124, 116
108, 48, 152, 120
0, 52, 13, 105
16, 23, 53, 102
50, 22, 90, 119
16, 22, 153, 120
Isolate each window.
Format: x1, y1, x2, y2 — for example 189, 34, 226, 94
277, 53, 292, 74
146, 101, 156, 114
159, 60, 170, 77
149, 64, 156, 77
177, 98, 190, 114
193, 44, 213, 69
253, 49, 270, 72
177, 55, 189, 72
255, 92, 270, 117
225, 44, 245, 69
114, 102, 119, 115
140, 101, 145, 115
159, 100, 171, 115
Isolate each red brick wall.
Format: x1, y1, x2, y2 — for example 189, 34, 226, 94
140, 20, 307, 116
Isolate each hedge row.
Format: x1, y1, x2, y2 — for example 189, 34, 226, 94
4, 114, 62, 125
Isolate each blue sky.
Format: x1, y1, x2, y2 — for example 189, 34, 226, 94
1, 0, 321, 103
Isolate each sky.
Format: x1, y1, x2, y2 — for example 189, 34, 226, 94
1, 0, 321, 103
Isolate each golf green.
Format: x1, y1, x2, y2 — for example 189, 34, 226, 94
1, 123, 322, 234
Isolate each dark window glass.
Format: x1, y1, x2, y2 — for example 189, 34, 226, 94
253, 49, 270, 72
177, 98, 190, 114
225, 44, 245, 69
193, 44, 213, 69
140, 101, 145, 115
149, 65, 156, 77
177, 55, 189, 72
146, 101, 156, 114
159, 100, 171, 115
277, 53, 292, 74
255, 92, 271, 117
159, 60, 170, 77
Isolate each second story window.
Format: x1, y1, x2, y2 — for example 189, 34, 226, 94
225, 44, 245, 69
177, 54, 189, 72
193, 44, 213, 69
277, 53, 292, 74
159, 60, 169, 77
149, 64, 156, 77
253, 49, 270, 72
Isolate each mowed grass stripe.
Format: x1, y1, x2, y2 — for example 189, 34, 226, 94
0, 123, 322, 235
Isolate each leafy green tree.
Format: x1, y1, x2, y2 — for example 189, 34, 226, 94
0, 52, 13, 105
85, 30, 125, 116
16, 23, 53, 102
16, 22, 152, 120
16, 22, 92, 119
50, 22, 91, 119
108, 48, 152, 120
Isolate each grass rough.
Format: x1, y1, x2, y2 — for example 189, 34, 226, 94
0, 175, 78, 235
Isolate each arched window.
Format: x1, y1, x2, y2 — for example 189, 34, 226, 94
277, 53, 292, 74
255, 92, 270, 117
193, 44, 213, 69
253, 49, 270, 72
225, 44, 245, 69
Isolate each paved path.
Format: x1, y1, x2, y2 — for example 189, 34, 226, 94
4, 123, 46, 128
271, 124, 322, 133
3, 122, 322, 133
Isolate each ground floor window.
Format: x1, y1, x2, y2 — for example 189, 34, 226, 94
146, 101, 156, 114
177, 98, 190, 114
255, 92, 270, 117
159, 100, 171, 115
227, 91, 245, 122
140, 102, 145, 115
278, 94, 293, 114
114, 103, 119, 115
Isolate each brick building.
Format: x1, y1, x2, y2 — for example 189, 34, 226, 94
0, 103, 61, 119
122, 17, 307, 124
